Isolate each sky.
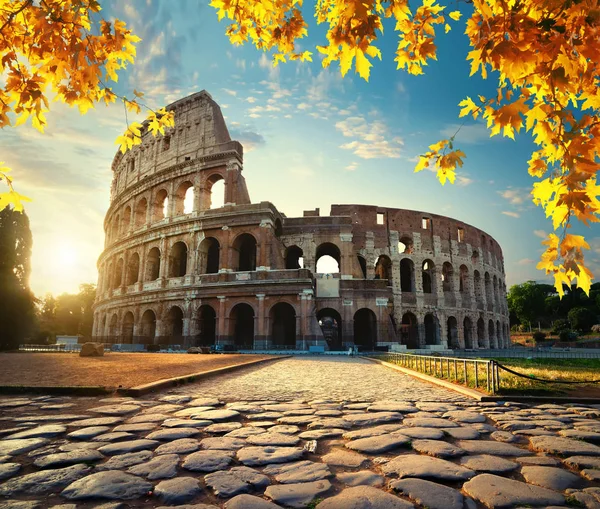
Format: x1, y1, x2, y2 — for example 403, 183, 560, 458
2, 0, 599, 298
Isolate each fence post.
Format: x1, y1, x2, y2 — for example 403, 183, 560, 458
464, 360, 467, 385
486, 362, 490, 393
474, 360, 478, 388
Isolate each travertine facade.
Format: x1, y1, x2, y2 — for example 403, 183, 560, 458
92, 91, 510, 350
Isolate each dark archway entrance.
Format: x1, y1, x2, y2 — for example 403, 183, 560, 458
400, 258, 414, 292
317, 308, 342, 350
354, 308, 377, 351
270, 302, 296, 348
230, 303, 254, 348
196, 305, 216, 346
401, 312, 419, 349
424, 314, 438, 345
122, 312, 134, 344
199, 237, 220, 274
169, 242, 188, 277
166, 306, 184, 344
285, 246, 304, 269
477, 318, 485, 348
233, 234, 257, 271
447, 316, 459, 349
141, 309, 156, 344
464, 317, 473, 348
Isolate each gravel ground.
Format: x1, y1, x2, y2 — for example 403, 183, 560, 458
0, 353, 275, 389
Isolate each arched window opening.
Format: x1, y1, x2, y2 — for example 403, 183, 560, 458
400, 258, 414, 292
99, 315, 106, 338
422, 260, 435, 294
233, 233, 257, 271
153, 189, 169, 221
471, 250, 479, 265
354, 308, 377, 351
122, 312, 134, 344
317, 308, 342, 350
285, 246, 304, 270
374, 255, 392, 284
175, 181, 194, 215
488, 319, 496, 348
398, 236, 413, 254
496, 320, 501, 349
106, 262, 114, 290
169, 242, 188, 277
424, 314, 439, 345
477, 318, 485, 348
464, 317, 473, 348
199, 237, 220, 274
442, 262, 454, 292
135, 198, 148, 228
208, 176, 225, 209
166, 306, 184, 340
274, 219, 283, 237
459, 265, 469, 293
126, 252, 140, 285
196, 305, 216, 346
122, 207, 131, 235
114, 258, 124, 288
146, 247, 161, 281
357, 255, 367, 278
270, 302, 296, 348
140, 310, 156, 344
484, 272, 492, 308
108, 314, 118, 338
112, 215, 120, 241
230, 303, 254, 347
401, 313, 419, 349
447, 316, 459, 349
316, 243, 340, 274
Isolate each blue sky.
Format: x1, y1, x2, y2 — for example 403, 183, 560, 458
3, 0, 599, 297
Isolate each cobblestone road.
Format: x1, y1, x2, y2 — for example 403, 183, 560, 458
175, 356, 466, 402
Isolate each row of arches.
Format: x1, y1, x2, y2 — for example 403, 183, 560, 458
108, 176, 226, 243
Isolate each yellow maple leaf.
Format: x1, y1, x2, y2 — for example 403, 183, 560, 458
458, 97, 478, 118
449, 10, 461, 20
355, 49, 372, 81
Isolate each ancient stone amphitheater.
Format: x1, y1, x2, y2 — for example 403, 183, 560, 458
92, 90, 510, 351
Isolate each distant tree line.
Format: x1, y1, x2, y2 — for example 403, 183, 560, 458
508, 281, 600, 337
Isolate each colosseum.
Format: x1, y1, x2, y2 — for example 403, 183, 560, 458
92, 90, 510, 351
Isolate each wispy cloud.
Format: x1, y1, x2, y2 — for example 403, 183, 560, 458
229, 128, 266, 152
440, 122, 493, 145
336, 116, 403, 159
517, 258, 535, 265
345, 162, 358, 171
502, 211, 520, 218
533, 229, 547, 238
498, 188, 530, 205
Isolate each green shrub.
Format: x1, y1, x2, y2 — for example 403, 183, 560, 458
551, 319, 570, 335
559, 330, 572, 342
532, 331, 547, 343
568, 307, 597, 333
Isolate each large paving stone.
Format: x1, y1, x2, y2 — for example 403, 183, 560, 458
443, 411, 486, 423
156, 438, 200, 455
336, 470, 384, 487
201, 437, 247, 450
559, 429, 600, 442
154, 477, 202, 505
342, 412, 403, 426
267, 425, 300, 435
174, 407, 215, 418
521, 465, 583, 491
517, 455, 560, 466
403, 418, 459, 428
463, 473, 565, 508
563, 456, 600, 469
0, 502, 41, 509
146, 428, 199, 440
224, 494, 281, 508
204, 466, 270, 497
128, 453, 179, 479
411, 439, 465, 458
456, 440, 531, 456
530, 436, 600, 456
190, 409, 240, 421
263, 460, 331, 483
97, 439, 158, 456
458, 454, 519, 473
0, 438, 48, 456
92, 431, 135, 442
316, 485, 414, 508
33, 448, 104, 468
490, 431, 519, 443
6, 425, 66, 440
0, 463, 20, 481
382, 454, 475, 481
247, 432, 300, 446
61, 470, 153, 500
113, 423, 157, 433
88, 404, 140, 415
308, 418, 352, 430
182, 450, 234, 472
299, 428, 345, 440
394, 427, 445, 440
367, 402, 417, 413
443, 427, 481, 440
226, 427, 268, 438
96, 450, 153, 470
343, 424, 405, 440
0, 464, 90, 495
237, 446, 304, 466
68, 417, 122, 427
322, 449, 368, 467
67, 426, 111, 439
390, 478, 464, 509
345, 433, 410, 454
205, 422, 243, 434
265, 479, 331, 508
127, 413, 173, 424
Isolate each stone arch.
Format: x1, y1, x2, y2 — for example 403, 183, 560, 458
270, 302, 297, 348
230, 303, 255, 347
153, 189, 169, 221
488, 319, 496, 348
357, 255, 367, 278
496, 319, 501, 349
471, 250, 479, 265
146, 247, 161, 281
199, 237, 220, 274
442, 262, 454, 292
114, 258, 124, 288
459, 264, 469, 293
317, 307, 342, 350
485, 272, 493, 309
493, 275, 499, 311
274, 218, 283, 237
401, 312, 419, 349
175, 180, 194, 215
424, 313, 439, 345
232, 233, 257, 271
169, 241, 188, 277
398, 235, 413, 254
126, 252, 140, 285
99, 315, 106, 338
206, 173, 225, 209
422, 259, 436, 294
108, 313, 119, 337
400, 258, 415, 292
477, 317, 486, 348
196, 305, 216, 346
134, 197, 148, 228
122, 206, 131, 235
140, 309, 156, 344
112, 214, 120, 241
374, 255, 392, 284
474, 270, 483, 305
122, 312, 134, 344
106, 261, 114, 290
447, 316, 459, 348
354, 308, 377, 351
316, 242, 340, 273
464, 316, 474, 348
166, 306, 184, 340
285, 245, 304, 270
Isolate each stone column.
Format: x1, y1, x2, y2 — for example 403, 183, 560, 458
255, 294, 267, 349
159, 236, 168, 281
225, 160, 239, 206
217, 296, 227, 345
339, 233, 353, 279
